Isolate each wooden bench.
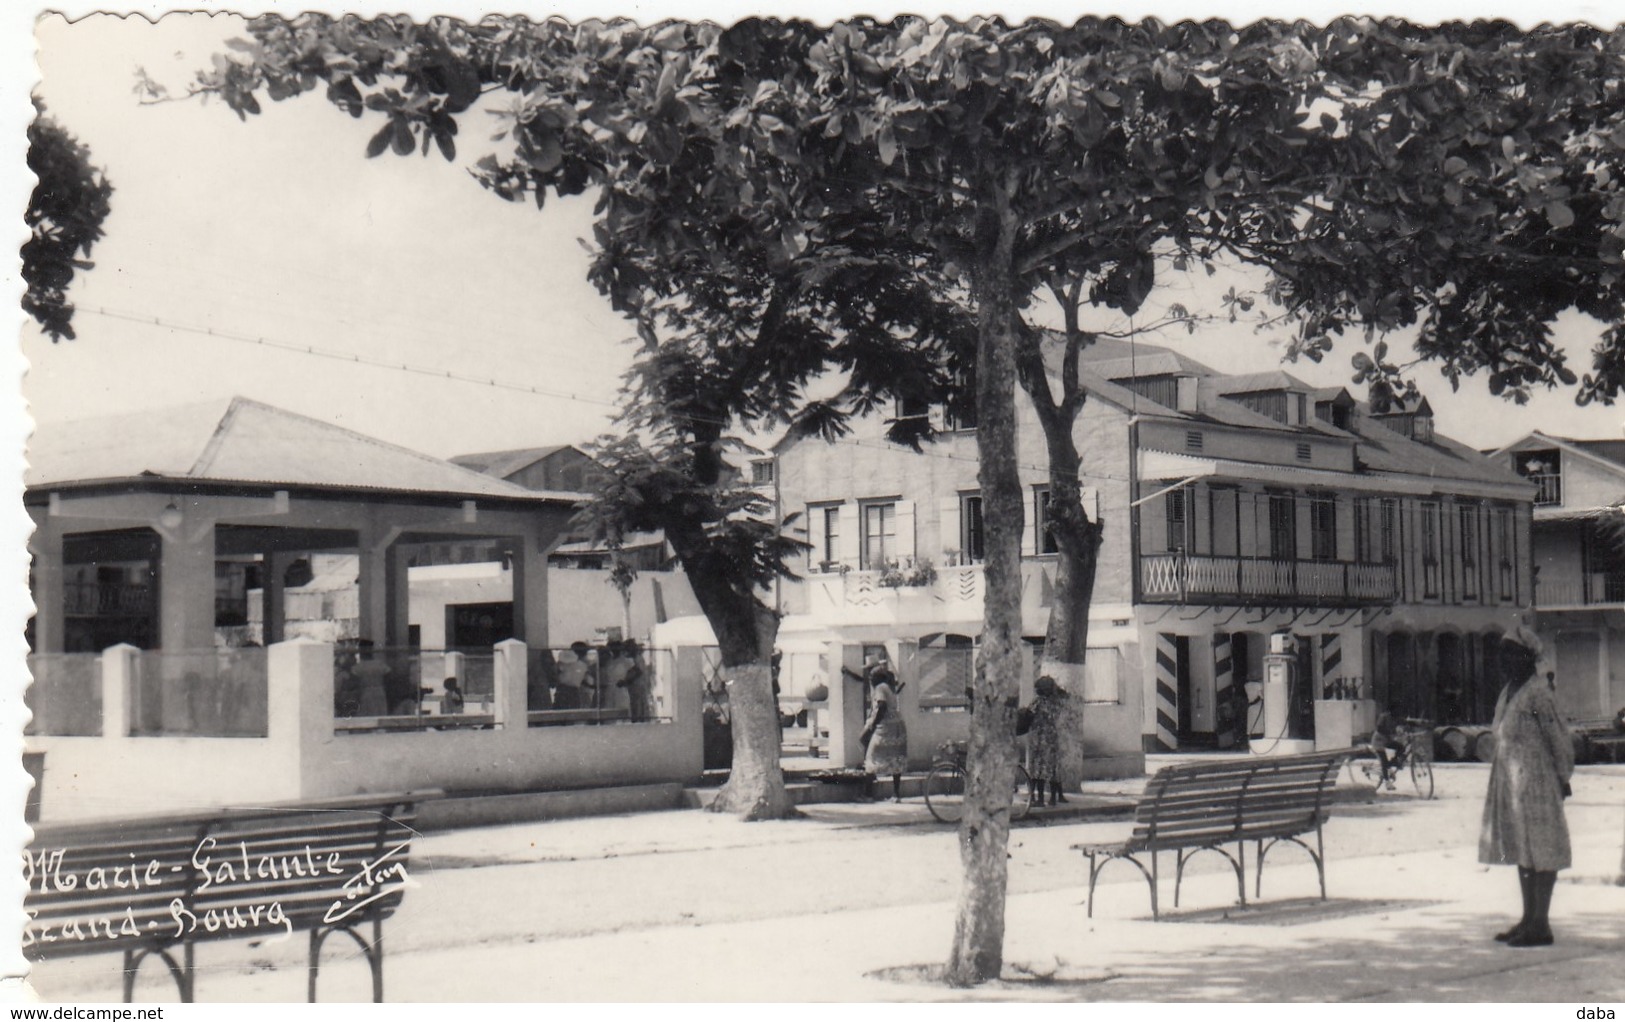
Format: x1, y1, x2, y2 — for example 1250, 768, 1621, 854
23, 792, 428, 1002
1073, 752, 1348, 920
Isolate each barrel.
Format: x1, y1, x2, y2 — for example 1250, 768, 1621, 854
1474, 728, 1498, 763
1437, 726, 1471, 762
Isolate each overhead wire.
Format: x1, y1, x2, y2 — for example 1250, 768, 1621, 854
72, 303, 1137, 485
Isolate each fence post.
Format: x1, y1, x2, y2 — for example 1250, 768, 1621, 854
269, 639, 333, 798
99, 644, 139, 738
493, 639, 527, 729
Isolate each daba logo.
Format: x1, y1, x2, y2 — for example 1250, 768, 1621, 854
1577, 1009, 1615, 1019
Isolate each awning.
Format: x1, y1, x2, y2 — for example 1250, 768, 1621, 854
1136, 448, 1531, 500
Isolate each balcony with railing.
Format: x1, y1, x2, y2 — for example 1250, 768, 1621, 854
1141, 553, 1398, 605
1534, 572, 1625, 609
64, 581, 152, 616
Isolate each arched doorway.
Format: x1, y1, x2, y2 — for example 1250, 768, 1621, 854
1385, 631, 1419, 719
1435, 632, 1465, 725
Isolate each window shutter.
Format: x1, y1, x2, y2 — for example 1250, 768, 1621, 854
1080, 487, 1098, 523
939, 497, 961, 562
837, 503, 860, 568
896, 500, 917, 561
1021, 489, 1038, 556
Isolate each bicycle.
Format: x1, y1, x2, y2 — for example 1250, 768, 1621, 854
1345, 718, 1435, 799
923, 740, 1033, 823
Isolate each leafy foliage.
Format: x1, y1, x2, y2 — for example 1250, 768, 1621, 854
23, 103, 113, 342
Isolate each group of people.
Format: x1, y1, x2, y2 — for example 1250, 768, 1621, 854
535, 639, 653, 719
842, 631, 1590, 952
848, 651, 1080, 806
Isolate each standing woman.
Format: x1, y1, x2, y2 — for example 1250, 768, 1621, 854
1480, 635, 1575, 947
859, 661, 909, 802
1025, 675, 1071, 806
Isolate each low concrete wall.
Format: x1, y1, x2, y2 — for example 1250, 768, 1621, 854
26, 638, 705, 822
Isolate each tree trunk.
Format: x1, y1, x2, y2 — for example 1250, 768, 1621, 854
675, 538, 796, 821
1033, 412, 1104, 788
947, 187, 1026, 987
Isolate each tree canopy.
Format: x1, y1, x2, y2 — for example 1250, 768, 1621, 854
192, 13, 1625, 984
23, 102, 113, 342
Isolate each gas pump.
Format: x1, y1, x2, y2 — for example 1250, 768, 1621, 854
1253, 633, 1316, 755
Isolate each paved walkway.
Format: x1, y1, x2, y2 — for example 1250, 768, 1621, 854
17, 764, 1625, 1003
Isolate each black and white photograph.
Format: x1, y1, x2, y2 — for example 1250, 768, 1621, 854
6, 0, 1625, 1005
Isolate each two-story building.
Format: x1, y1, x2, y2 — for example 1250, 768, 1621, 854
772, 339, 1536, 775
1495, 431, 1625, 719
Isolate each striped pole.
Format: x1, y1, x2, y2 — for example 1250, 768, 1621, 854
1321, 633, 1343, 698
1213, 633, 1236, 749
1154, 633, 1179, 751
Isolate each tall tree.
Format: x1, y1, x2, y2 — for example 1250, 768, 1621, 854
192, 14, 1625, 984
189, 16, 966, 820
23, 101, 113, 341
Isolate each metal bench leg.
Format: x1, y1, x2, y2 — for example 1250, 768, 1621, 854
1236, 839, 1247, 907
1150, 851, 1159, 921
123, 945, 192, 1003
1086, 853, 1100, 918
1256, 838, 1266, 899
371, 917, 384, 1003
308, 930, 322, 1003
1316, 824, 1328, 901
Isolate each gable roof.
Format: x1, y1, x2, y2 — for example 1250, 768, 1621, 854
26, 396, 559, 501
1494, 431, 1625, 478
450, 445, 577, 480
1212, 370, 1317, 395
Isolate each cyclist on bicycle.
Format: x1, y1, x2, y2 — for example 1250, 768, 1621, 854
1371, 709, 1405, 791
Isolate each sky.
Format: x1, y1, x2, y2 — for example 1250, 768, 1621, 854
10, 3, 1625, 469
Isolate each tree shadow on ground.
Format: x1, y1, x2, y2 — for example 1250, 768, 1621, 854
870, 901, 1625, 1002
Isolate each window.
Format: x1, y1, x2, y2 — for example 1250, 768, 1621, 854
1420, 502, 1442, 597
861, 502, 896, 569
1459, 502, 1480, 599
812, 505, 841, 570
1380, 499, 1398, 563
1310, 495, 1336, 561
1185, 430, 1204, 452
1514, 450, 1562, 506
1496, 506, 1516, 599
1165, 488, 1187, 552
1267, 493, 1296, 560
1033, 488, 1059, 554
961, 494, 985, 563
750, 459, 775, 485
944, 368, 977, 431
1296, 442, 1313, 463
894, 397, 929, 425
1354, 499, 1371, 562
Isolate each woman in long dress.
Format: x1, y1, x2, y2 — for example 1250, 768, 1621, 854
1026, 675, 1071, 806
1479, 636, 1575, 947
859, 665, 909, 802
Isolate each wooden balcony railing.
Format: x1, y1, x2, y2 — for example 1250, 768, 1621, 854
1534, 573, 1625, 608
64, 581, 153, 617
1141, 553, 1397, 605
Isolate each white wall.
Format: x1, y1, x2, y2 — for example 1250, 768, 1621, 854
25, 639, 705, 822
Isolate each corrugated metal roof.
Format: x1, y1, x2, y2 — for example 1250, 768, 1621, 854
450, 445, 574, 480
26, 396, 561, 501
1213, 370, 1316, 394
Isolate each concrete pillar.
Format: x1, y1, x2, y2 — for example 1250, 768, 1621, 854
356, 524, 390, 646
263, 550, 293, 645
493, 638, 527, 729
158, 521, 216, 651
510, 535, 549, 649
827, 642, 868, 768
27, 528, 65, 653
270, 639, 334, 799
894, 639, 921, 769
99, 643, 138, 738
384, 543, 410, 648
